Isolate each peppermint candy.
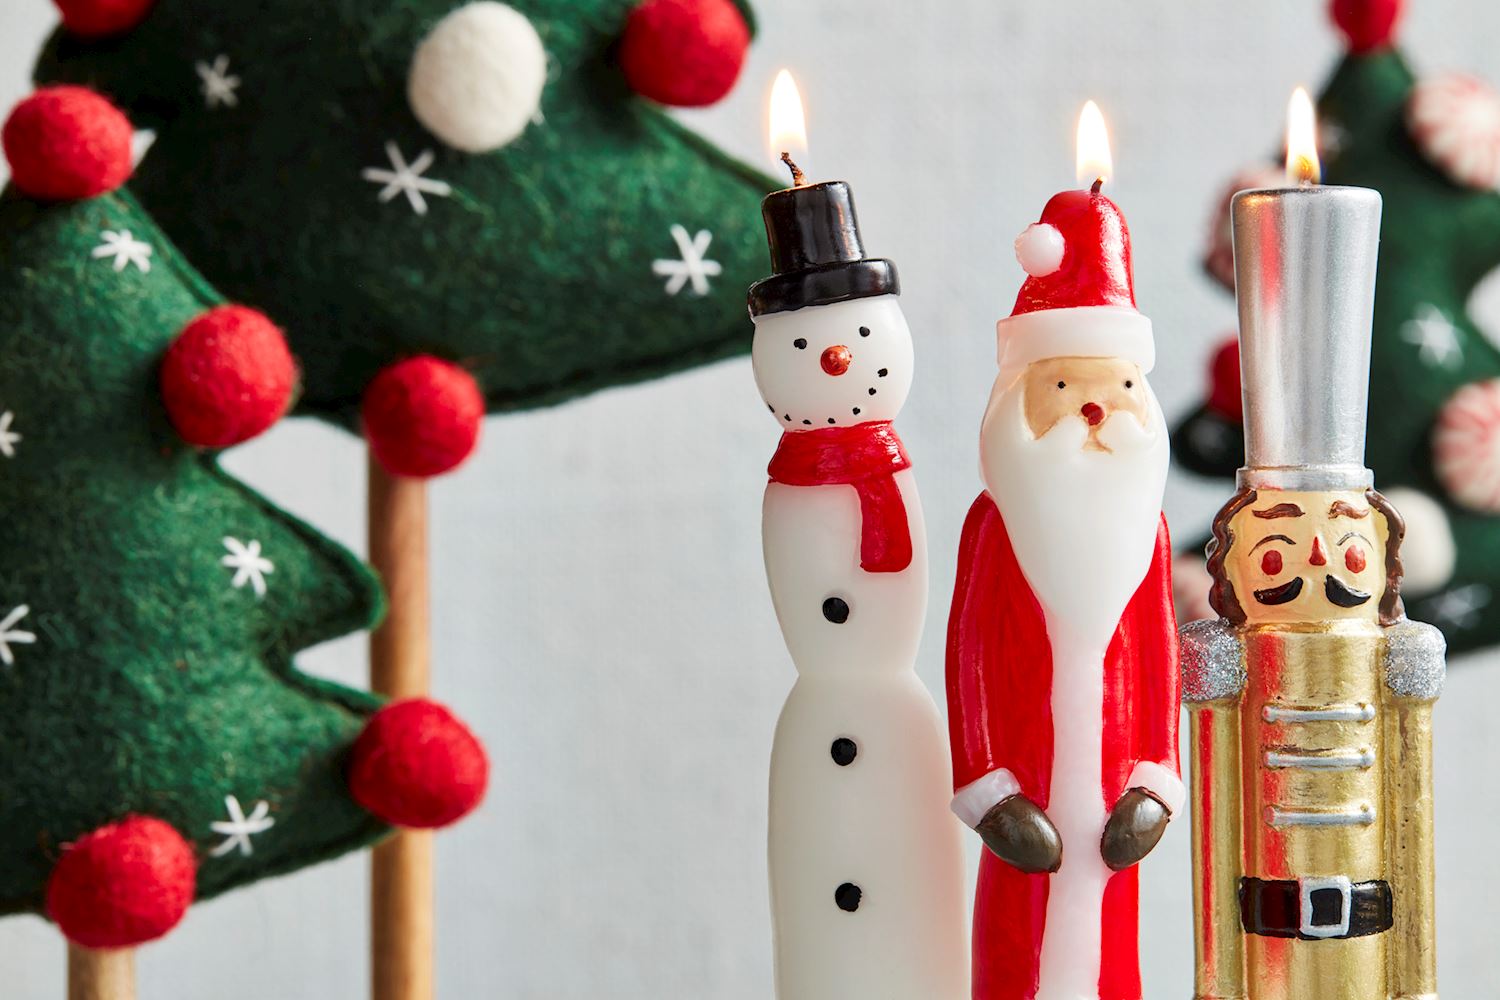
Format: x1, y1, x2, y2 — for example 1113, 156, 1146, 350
1408, 73, 1500, 190
1435, 377, 1500, 512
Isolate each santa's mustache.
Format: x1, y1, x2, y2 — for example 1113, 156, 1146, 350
1251, 575, 1372, 607
1034, 404, 1155, 451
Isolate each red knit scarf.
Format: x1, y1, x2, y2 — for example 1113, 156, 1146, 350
767, 421, 913, 574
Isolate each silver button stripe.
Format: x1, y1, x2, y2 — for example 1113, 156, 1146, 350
1262, 702, 1375, 723
1265, 804, 1376, 828
1264, 749, 1375, 770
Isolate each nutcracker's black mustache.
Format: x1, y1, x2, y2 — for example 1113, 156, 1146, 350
1324, 574, 1373, 607
1253, 577, 1304, 605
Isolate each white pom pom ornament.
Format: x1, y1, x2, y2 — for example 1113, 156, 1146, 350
1407, 73, 1500, 190
408, 2, 547, 154
1014, 223, 1065, 277
1380, 487, 1456, 596
1434, 377, 1500, 512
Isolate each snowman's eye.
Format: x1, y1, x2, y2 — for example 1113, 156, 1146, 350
1125, 380, 1134, 388
793, 338, 807, 350
858, 326, 871, 337
408, 2, 548, 153
1056, 381, 1066, 389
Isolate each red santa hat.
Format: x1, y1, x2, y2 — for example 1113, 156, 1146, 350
996, 188, 1154, 385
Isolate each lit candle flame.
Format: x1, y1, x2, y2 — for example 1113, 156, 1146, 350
1285, 87, 1321, 185
1076, 100, 1113, 190
768, 69, 809, 186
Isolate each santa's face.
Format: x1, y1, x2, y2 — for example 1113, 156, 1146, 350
1019, 356, 1150, 451
751, 296, 913, 430
1223, 489, 1389, 626
980, 355, 1169, 642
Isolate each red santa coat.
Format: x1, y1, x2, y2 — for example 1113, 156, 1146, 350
945, 492, 1179, 1000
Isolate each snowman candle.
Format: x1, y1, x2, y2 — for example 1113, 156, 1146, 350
749, 73, 968, 1000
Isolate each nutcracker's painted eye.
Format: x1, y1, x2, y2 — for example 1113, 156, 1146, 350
793, 338, 807, 350
1056, 381, 1066, 389
1261, 549, 1283, 575
1345, 545, 1367, 573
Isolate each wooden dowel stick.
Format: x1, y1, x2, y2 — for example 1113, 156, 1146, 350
368, 457, 433, 1000
67, 945, 134, 1000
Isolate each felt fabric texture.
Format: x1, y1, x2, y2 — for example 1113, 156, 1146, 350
619, 0, 751, 108
45, 816, 196, 948
161, 304, 297, 447
36, 0, 777, 427
1, 86, 133, 201
1171, 20, 1500, 653
362, 355, 484, 477
0, 183, 393, 919
349, 699, 491, 829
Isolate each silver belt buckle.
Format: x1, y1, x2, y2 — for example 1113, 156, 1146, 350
1299, 875, 1354, 938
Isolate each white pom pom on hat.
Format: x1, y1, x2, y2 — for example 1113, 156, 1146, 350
1014, 222, 1065, 277
408, 2, 547, 154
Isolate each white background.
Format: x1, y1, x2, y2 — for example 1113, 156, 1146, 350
4, 1, 1500, 996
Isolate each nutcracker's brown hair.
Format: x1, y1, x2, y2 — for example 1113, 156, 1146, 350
1205, 486, 1407, 626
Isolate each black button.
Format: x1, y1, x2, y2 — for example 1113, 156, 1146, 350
822, 597, 850, 624
1309, 887, 1344, 927
835, 882, 862, 912
830, 738, 857, 766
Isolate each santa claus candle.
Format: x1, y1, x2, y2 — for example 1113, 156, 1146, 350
748, 72, 968, 1000
945, 102, 1183, 1000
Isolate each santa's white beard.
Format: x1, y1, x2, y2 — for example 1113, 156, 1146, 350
980, 381, 1169, 648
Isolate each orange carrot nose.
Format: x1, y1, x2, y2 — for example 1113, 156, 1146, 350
820, 345, 852, 376
1309, 536, 1328, 566
1081, 402, 1105, 426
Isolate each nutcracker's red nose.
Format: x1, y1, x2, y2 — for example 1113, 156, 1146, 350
1081, 402, 1105, 426
1309, 536, 1328, 566
820, 345, 852, 376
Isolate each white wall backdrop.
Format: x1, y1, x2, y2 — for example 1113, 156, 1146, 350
4, 1, 1500, 996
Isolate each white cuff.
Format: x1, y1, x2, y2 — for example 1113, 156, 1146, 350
951, 768, 1021, 829
1128, 760, 1185, 816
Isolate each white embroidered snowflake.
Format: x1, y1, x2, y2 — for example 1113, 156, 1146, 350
209, 795, 275, 858
651, 225, 721, 297
221, 537, 274, 597
1401, 304, 1463, 369
196, 55, 241, 109
361, 142, 452, 216
91, 230, 153, 273
0, 411, 18, 459
0, 605, 36, 667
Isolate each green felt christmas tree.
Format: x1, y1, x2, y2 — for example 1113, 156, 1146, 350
1173, 0, 1500, 653
0, 88, 486, 949
34, 0, 775, 449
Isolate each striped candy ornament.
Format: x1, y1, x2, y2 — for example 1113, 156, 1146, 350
1435, 378, 1500, 512
1408, 73, 1500, 190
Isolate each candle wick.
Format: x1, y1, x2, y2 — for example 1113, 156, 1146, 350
1090, 177, 1104, 195
780, 151, 807, 188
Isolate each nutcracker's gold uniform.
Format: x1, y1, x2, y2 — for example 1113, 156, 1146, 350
1183, 184, 1445, 1000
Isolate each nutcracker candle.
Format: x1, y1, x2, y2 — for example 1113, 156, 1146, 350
750, 72, 968, 1000
946, 102, 1182, 1000
1181, 90, 1445, 1000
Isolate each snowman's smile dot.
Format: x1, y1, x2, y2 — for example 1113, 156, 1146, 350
835, 882, 862, 912
802, 419, 812, 425
826, 417, 836, 424
868, 387, 877, 395
858, 326, 871, 338
852, 407, 861, 416
766, 403, 774, 413
793, 338, 807, 350
877, 368, 888, 377
830, 738, 858, 766
783, 414, 791, 422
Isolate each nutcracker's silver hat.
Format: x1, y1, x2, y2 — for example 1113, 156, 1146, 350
1231, 185, 1382, 492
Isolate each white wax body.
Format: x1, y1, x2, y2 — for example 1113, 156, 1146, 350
754, 296, 968, 999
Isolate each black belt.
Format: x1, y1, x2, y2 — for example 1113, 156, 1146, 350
1239, 876, 1392, 940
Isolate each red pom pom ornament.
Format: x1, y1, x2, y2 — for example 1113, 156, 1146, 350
2, 87, 134, 201
1205, 335, 1243, 423
619, 0, 750, 108
349, 699, 489, 829
1330, 0, 1403, 54
46, 816, 197, 948
53, 0, 157, 38
362, 357, 483, 478
161, 306, 298, 448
